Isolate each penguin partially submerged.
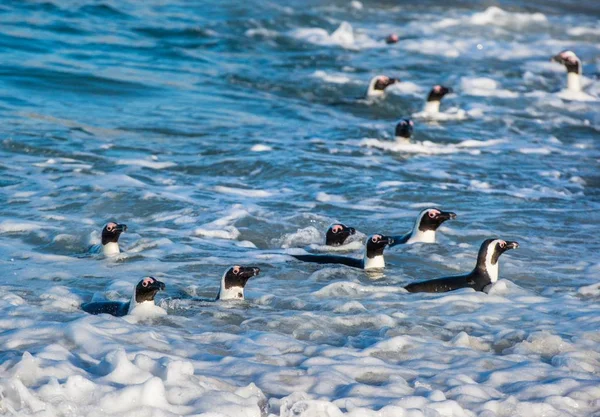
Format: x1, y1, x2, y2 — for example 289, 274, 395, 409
423, 85, 452, 114
89, 222, 128, 256
291, 234, 394, 270
405, 239, 519, 293
216, 265, 261, 300
325, 223, 356, 246
82, 277, 166, 317
394, 118, 414, 140
552, 50, 582, 93
366, 75, 399, 99
389, 208, 456, 246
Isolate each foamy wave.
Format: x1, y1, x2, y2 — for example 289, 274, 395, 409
312, 70, 352, 84
290, 22, 380, 50
470, 6, 547, 27
214, 186, 273, 198
115, 159, 176, 169
460, 77, 519, 98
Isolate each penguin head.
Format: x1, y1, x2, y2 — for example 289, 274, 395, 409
427, 85, 452, 102
395, 118, 414, 139
325, 223, 356, 246
477, 238, 519, 271
552, 50, 581, 74
218, 265, 261, 300
365, 234, 394, 258
385, 33, 399, 44
101, 222, 127, 245
134, 277, 165, 304
367, 75, 399, 97
417, 208, 457, 232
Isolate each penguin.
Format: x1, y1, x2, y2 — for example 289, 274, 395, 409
291, 234, 394, 269
325, 223, 356, 246
82, 277, 166, 316
385, 33, 399, 44
89, 222, 127, 256
394, 118, 414, 140
552, 50, 582, 93
423, 85, 451, 114
405, 238, 519, 293
389, 208, 456, 247
366, 75, 399, 99
216, 265, 261, 300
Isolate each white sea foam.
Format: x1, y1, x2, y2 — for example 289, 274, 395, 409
460, 77, 519, 98
290, 22, 380, 50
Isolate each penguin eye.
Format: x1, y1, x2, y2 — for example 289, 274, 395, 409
428, 211, 436, 219
232, 266, 240, 275
499, 241, 506, 249
142, 278, 153, 287
332, 225, 343, 233
372, 236, 380, 243
106, 225, 114, 232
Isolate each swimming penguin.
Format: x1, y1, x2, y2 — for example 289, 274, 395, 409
405, 238, 519, 293
82, 277, 166, 316
423, 85, 452, 114
552, 50, 582, 92
394, 118, 414, 140
89, 222, 127, 256
366, 75, 399, 99
216, 265, 261, 300
325, 223, 356, 246
389, 208, 456, 247
385, 33, 399, 44
291, 234, 394, 269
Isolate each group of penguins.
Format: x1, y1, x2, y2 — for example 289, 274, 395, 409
81, 49, 583, 318
371, 50, 586, 139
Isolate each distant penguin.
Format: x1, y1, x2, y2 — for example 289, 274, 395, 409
552, 50, 582, 92
405, 238, 519, 293
385, 33, 399, 44
216, 265, 261, 300
394, 118, 414, 140
291, 234, 394, 269
423, 85, 451, 114
389, 208, 456, 247
325, 223, 356, 246
82, 277, 166, 316
90, 222, 127, 256
366, 75, 399, 99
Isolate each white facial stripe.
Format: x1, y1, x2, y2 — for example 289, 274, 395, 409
485, 240, 502, 282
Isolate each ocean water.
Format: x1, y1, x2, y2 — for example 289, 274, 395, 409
1, 1, 599, 416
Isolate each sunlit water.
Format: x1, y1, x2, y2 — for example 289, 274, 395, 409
0, 1, 599, 416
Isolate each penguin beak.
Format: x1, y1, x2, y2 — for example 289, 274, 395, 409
241, 267, 261, 278
438, 211, 457, 221
347, 227, 356, 235
551, 53, 565, 64
505, 241, 519, 250
115, 224, 127, 233
380, 236, 394, 246
150, 280, 166, 291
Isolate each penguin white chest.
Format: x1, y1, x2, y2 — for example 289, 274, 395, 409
407, 230, 436, 244
219, 287, 245, 301
364, 255, 385, 269
103, 242, 120, 256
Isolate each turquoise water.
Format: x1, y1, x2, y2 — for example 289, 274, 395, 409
0, 1, 599, 416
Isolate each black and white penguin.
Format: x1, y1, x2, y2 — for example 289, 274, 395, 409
366, 75, 399, 99
389, 208, 456, 247
405, 238, 519, 293
81, 277, 166, 316
552, 50, 582, 93
325, 223, 356, 246
216, 265, 261, 300
291, 234, 394, 269
423, 85, 452, 114
89, 222, 128, 256
385, 33, 399, 44
394, 118, 414, 140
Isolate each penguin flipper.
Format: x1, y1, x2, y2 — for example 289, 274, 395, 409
405, 274, 474, 293
291, 254, 363, 269
388, 233, 410, 248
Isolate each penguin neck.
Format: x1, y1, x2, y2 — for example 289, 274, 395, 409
363, 249, 385, 269
367, 87, 385, 99
407, 227, 436, 244
424, 100, 440, 114
567, 72, 582, 92
217, 274, 245, 300
102, 242, 120, 256
476, 247, 499, 283
128, 290, 154, 314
